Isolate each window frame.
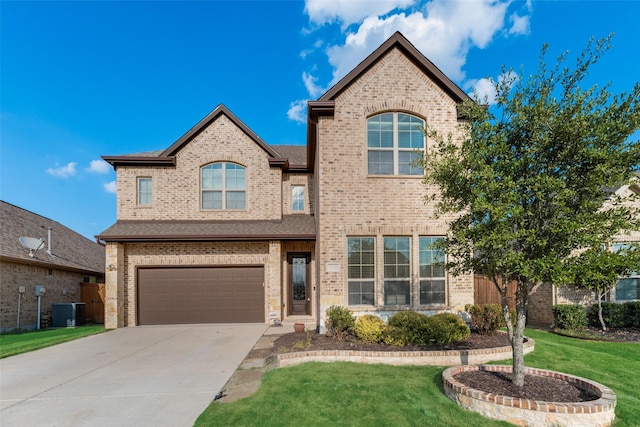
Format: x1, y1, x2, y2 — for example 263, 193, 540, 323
201, 162, 246, 210
419, 237, 447, 305
613, 243, 639, 302
367, 112, 425, 176
292, 185, 305, 213
383, 236, 411, 306
137, 177, 152, 206
347, 237, 375, 306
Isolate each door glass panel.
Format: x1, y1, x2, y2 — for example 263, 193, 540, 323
292, 257, 306, 301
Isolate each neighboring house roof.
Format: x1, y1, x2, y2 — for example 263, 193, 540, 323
96, 215, 316, 242
0, 200, 105, 274
102, 104, 306, 170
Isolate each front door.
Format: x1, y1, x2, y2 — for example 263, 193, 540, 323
288, 253, 311, 316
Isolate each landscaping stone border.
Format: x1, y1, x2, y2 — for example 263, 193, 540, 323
442, 364, 616, 427
277, 337, 535, 367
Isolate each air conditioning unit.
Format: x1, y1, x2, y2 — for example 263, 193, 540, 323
51, 303, 86, 327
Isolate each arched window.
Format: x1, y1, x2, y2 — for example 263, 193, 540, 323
367, 113, 425, 175
201, 162, 246, 210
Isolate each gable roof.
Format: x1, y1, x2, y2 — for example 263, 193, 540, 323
0, 201, 105, 274
306, 31, 473, 171
102, 104, 303, 170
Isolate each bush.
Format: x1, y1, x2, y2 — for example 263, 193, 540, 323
388, 311, 431, 344
624, 301, 640, 328
465, 304, 503, 335
380, 325, 410, 347
428, 313, 470, 345
552, 304, 587, 330
354, 315, 386, 343
325, 305, 355, 337
587, 302, 626, 329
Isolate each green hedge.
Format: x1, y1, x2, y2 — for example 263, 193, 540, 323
552, 304, 587, 330
587, 302, 626, 329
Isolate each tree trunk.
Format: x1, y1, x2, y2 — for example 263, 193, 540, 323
509, 278, 529, 387
597, 291, 607, 331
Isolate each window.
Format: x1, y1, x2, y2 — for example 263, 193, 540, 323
292, 186, 304, 212
201, 162, 246, 210
348, 237, 375, 305
367, 113, 425, 175
419, 237, 446, 305
613, 243, 639, 302
137, 177, 152, 206
383, 237, 411, 305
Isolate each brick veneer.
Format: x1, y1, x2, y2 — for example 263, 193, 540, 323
316, 47, 473, 325
443, 365, 616, 426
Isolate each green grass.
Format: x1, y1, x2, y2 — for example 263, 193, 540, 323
196, 329, 640, 427
0, 326, 107, 358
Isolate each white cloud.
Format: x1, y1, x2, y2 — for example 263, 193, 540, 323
287, 100, 308, 123
86, 159, 111, 174
508, 12, 530, 35
305, 0, 416, 27
46, 162, 77, 178
303, 72, 325, 98
465, 70, 519, 105
104, 180, 117, 193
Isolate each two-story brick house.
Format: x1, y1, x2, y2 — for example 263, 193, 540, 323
98, 32, 475, 329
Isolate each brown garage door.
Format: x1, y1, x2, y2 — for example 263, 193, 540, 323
137, 266, 264, 325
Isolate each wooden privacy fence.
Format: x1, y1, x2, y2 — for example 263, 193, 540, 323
80, 283, 105, 324
473, 274, 516, 309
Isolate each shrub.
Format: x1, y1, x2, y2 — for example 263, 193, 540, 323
427, 313, 470, 345
587, 302, 626, 329
624, 301, 640, 328
552, 304, 587, 330
388, 311, 431, 344
380, 325, 410, 347
465, 304, 503, 335
354, 315, 386, 343
325, 305, 355, 337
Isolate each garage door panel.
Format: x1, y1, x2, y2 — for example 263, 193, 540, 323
138, 266, 265, 325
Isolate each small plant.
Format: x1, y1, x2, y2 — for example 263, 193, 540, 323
428, 313, 470, 345
354, 314, 386, 343
388, 311, 430, 344
380, 325, 410, 346
325, 305, 355, 338
552, 304, 587, 330
465, 304, 504, 335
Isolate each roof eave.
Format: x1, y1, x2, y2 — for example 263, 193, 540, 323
102, 156, 176, 168
95, 234, 316, 243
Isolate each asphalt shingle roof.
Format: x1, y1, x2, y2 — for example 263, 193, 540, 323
0, 201, 105, 273
96, 215, 316, 242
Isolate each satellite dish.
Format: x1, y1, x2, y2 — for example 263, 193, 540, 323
18, 237, 45, 257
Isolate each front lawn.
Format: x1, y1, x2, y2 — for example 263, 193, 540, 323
196, 328, 640, 427
0, 326, 107, 358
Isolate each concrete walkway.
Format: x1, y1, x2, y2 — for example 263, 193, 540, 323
0, 324, 268, 427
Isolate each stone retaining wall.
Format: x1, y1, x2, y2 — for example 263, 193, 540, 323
277, 337, 534, 367
442, 365, 616, 426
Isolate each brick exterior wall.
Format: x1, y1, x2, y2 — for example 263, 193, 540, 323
115, 114, 283, 221
315, 48, 473, 325
0, 260, 96, 332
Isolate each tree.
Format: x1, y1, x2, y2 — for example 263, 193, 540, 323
422, 35, 640, 387
563, 244, 640, 331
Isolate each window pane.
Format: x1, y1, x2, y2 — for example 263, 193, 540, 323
348, 237, 375, 280
226, 191, 246, 209
202, 191, 222, 209
225, 164, 245, 190
292, 186, 304, 211
420, 279, 446, 305
616, 278, 639, 301
349, 280, 375, 306
138, 178, 152, 205
398, 151, 424, 175
367, 114, 393, 148
368, 151, 393, 175
398, 114, 425, 149
384, 280, 410, 306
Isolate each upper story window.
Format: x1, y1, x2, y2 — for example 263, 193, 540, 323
201, 162, 246, 210
137, 177, 152, 206
367, 113, 425, 175
292, 186, 305, 212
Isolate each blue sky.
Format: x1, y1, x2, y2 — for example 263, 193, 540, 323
2, 0, 639, 241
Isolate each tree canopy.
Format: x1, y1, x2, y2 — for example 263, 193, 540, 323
422, 35, 640, 386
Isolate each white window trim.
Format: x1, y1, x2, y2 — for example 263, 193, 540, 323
292, 185, 305, 213
137, 177, 152, 206
367, 112, 425, 176
201, 162, 247, 210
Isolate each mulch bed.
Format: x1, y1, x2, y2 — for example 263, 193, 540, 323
264, 327, 639, 403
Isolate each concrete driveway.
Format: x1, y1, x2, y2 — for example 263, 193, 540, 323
0, 324, 268, 427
